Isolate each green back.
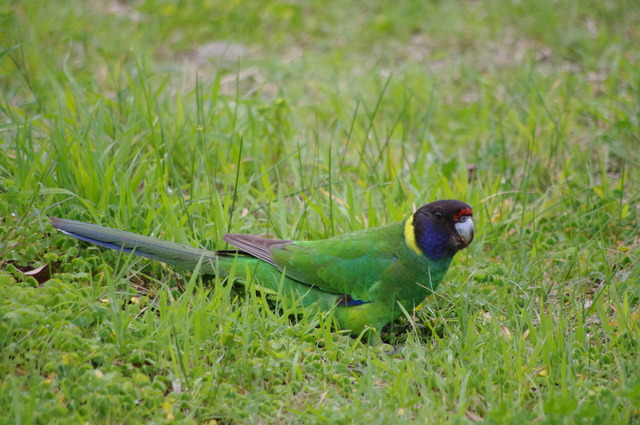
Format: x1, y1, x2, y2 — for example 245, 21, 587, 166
269, 221, 452, 307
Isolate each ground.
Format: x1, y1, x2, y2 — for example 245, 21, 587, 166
1, 0, 639, 423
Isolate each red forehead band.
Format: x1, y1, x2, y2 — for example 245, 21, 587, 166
454, 208, 473, 221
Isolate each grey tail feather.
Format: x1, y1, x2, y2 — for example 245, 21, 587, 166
50, 217, 221, 272
223, 234, 291, 267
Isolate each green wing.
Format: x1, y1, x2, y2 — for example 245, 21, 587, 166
268, 222, 404, 302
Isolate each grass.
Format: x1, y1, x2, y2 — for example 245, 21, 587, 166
1, 0, 639, 423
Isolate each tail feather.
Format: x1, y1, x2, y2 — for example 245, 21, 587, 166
50, 217, 220, 272
50, 217, 361, 332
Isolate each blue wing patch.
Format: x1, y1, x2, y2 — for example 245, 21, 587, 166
336, 294, 369, 307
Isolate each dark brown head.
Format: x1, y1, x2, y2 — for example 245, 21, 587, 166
404, 199, 474, 260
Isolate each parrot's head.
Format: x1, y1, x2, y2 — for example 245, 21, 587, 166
404, 199, 474, 260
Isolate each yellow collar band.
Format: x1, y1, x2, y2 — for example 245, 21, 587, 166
404, 215, 423, 256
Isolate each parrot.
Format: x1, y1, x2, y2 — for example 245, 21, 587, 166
50, 199, 474, 341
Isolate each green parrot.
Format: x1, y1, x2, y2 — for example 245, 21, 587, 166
50, 199, 474, 340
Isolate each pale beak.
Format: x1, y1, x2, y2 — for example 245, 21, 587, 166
454, 218, 474, 246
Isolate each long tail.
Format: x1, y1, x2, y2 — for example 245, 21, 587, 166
50, 217, 220, 272
50, 218, 374, 335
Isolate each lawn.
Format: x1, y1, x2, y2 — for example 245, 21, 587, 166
1, 0, 639, 423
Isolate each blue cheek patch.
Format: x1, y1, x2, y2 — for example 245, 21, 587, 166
418, 222, 449, 260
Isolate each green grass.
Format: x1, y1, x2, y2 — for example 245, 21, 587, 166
1, 0, 639, 423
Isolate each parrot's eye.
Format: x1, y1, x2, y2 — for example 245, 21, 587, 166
459, 215, 467, 223
435, 212, 443, 219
